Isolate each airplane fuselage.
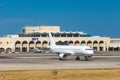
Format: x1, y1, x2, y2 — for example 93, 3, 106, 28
50, 45, 93, 56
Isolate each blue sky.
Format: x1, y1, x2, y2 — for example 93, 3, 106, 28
0, 0, 120, 37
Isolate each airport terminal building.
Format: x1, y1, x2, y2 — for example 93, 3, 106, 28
0, 26, 120, 53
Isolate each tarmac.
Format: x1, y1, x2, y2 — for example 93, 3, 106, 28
0, 52, 120, 70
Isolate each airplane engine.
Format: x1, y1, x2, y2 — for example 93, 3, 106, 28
58, 53, 67, 60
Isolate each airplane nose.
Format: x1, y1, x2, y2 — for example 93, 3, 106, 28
87, 50, 94, 55
90, 50, 94, 54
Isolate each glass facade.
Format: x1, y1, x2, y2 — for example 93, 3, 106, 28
19, 32, 91, 37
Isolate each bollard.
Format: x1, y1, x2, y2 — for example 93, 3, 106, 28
51, 70, 58, 76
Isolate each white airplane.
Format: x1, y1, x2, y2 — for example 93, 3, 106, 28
48, 32, 94, 61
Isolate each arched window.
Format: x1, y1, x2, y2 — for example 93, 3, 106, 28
93, 41, 98, 51
63, 41, 68, 45
22, 41, 28, 52
15, 41, 21, 47
93, 41, 98, 46
29, 41, 34, 45
0, 48, 5, 52
15, 41, 21, 44
93, 41, 98, 44
42, 41, 48, 47
36, 41, 41, 48
99, 41, 104, 44
81, 41, 86, 46
87, 41, 92, 47
15, 41, 21, 52
87, 41, 92, 44
69, 41, 73, 45
75, 41, 80, 46
6, 48, 12, 52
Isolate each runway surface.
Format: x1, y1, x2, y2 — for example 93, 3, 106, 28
0, 52, 120, 70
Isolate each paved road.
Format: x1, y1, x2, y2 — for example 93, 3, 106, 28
0, 52, 120, 70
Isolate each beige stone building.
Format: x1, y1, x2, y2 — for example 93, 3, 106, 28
0, 26, 120, 53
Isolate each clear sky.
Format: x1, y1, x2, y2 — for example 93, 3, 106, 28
0, 0, 120, 37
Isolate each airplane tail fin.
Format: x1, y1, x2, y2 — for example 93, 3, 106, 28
48, 32, 56, 46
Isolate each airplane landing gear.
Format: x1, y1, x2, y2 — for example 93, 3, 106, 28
76, 56, 80, 60
84, 56, 92, 61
